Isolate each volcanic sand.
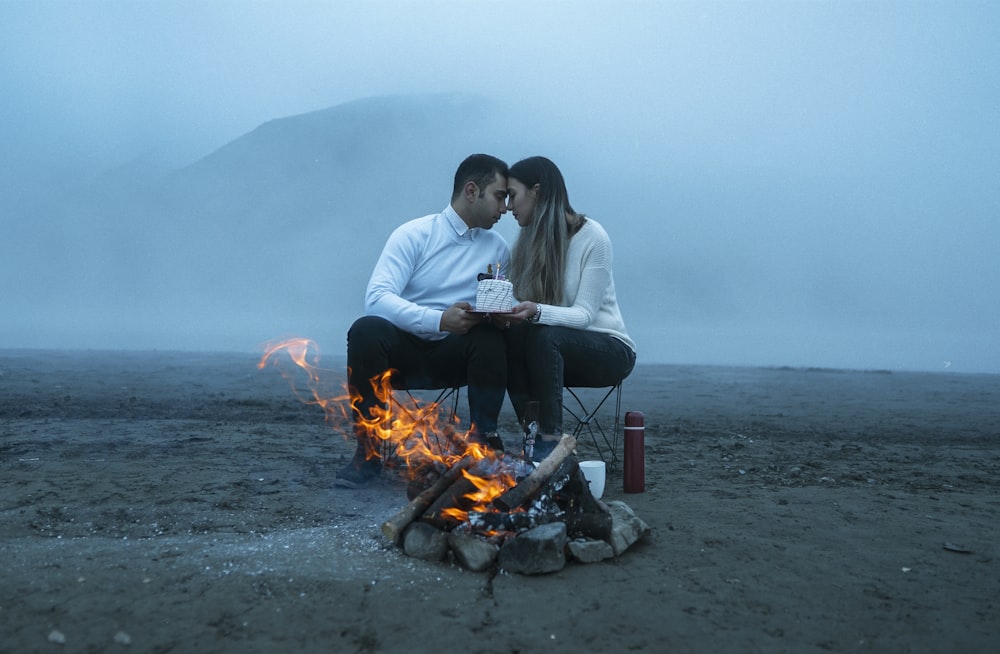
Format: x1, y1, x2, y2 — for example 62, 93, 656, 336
2, 350, 998, 653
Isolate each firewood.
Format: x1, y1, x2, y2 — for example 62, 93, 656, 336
467, 510, 558, 534
381, 455, 476, 544
567, 511, 614, 542
532, 459, 612, 541
546, 459, 609, 517
492, 434, 577, 512
420, 476, 479, 530
420, 457, 501, 529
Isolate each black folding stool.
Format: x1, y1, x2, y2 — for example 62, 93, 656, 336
563, 382, 623, 467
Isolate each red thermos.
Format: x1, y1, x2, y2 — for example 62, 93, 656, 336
623, 411, 645, 493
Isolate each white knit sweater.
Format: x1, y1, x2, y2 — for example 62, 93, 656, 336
532, 218, 636, 353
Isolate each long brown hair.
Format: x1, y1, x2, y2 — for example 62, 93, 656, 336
508, 156, 583, 304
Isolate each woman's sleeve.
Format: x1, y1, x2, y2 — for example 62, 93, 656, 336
538, 230, 612, 328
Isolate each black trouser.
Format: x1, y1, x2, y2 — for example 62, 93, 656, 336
346, 316, 507, 454
505, 323, 636, 434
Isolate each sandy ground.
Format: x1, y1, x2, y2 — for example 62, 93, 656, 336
2, 349, 999, 653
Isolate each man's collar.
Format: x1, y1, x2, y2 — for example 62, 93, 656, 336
444, 204, 474, 238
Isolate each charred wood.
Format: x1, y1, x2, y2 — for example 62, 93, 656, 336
466, 510, 560, 534
493, 434, 577, 511
381, 455, 476, 544
420, 476, 479, 530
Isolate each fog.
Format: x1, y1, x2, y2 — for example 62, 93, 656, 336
2, 1, 998, 373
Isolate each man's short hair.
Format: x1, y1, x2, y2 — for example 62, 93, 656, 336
452, 154, 509, 200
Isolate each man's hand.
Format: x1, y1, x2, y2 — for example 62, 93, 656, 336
440, 302, 484, 334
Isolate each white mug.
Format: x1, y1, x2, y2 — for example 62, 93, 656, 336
578, 460, 606, 499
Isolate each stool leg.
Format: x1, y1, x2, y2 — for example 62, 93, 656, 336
564, 384, 622, 467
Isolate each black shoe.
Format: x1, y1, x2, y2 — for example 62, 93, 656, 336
485, 432, 506, 452
334, 457, 382, 488
530, 437, 558, 464
469, 430, 506, 453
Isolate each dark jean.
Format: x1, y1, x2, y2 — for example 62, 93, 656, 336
346, 316, 507, 454
505, 323, 636, 434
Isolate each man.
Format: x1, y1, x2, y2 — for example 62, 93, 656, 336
336, 154, 511, 488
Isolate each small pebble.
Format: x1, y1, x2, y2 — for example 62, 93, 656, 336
48, 629, 66, 644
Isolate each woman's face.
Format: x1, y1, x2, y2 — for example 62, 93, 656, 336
506, 177, 538, 228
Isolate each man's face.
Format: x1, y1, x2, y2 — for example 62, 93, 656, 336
466, 174, 508, 230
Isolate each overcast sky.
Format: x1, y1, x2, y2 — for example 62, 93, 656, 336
5, 1, 992, 169
2, 1, 998, 373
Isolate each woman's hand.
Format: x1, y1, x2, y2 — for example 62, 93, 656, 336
486, 302, 538, 330
509, 301, 537, 324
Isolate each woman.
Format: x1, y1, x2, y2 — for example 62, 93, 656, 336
504, 156, 636, 461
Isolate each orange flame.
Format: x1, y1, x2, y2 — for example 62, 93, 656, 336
259, 337, 523, 528
440, 466, 517, 523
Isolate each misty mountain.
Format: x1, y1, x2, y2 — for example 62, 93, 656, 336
164, 93, 505, 232
148, 94, 513, 322
6, 91, 996, 372
5, 94, 525, 351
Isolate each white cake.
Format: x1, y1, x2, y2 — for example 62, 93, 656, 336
475, 278, 514, 312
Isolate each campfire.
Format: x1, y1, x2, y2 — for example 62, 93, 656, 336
259, 338, 649, 574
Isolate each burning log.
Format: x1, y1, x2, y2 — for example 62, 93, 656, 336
420, 475, 480, 530
421, 457, 504, 530
492, 434, 577, 512
381, 455, 477, 544
404, 425, 500, 499
549, 459, 608, 515
467, 510, 558, 533
465, 457, 609, 539
535, 458, 613, 542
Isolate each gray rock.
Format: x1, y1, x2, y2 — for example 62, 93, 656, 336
498, 522, 568, 575
567, 538, 614, 563
605, 500, 651, 556
448, 531, 498, 571
403, 522, 449, 561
